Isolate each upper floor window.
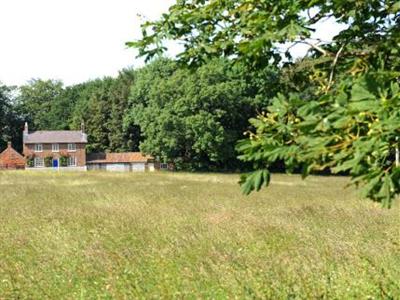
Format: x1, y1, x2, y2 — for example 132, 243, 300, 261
34, 144, 43, 152
68, 143, 76, 152
52, 144, 59, 152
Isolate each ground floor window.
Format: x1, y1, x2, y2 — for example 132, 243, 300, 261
34, 157, 44, 168
160, 163, 168, 170
67, 156, 77, 167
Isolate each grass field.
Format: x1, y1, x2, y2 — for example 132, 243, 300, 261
0, 171, 399, 299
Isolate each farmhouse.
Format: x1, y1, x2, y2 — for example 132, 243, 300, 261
16, 122, 171, 172
23, 123, 88, 170
0, 142, 25, 170
86, 152, 155, 172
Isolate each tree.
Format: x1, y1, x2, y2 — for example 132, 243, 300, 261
129, 1, 400, 207
0, 84, 22, 152
125, 58, 269, 170
107, 69, 140, 152
69, 73, 140, 154
84, 78, 114, 153
16, 79, 64, 130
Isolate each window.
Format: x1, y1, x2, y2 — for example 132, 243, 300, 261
160, 163, 168, 170
67, 156, 77, 167
34, 144, 43, 152
68, 143, 76, 152
34, 157, 44, 168
52, 144, 59, 152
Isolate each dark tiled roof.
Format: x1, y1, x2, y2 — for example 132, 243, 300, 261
87, 152, 153, 164
24, 131, 88, 144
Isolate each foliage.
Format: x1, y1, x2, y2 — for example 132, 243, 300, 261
26, 156, 34, 168
238, 72, 400, 207
126, 58, 269, 170
70, 71, 139, 153
44, 156, 53, 168
0, 84, 22, 152
16, 79, 64, 131
129, 0, 400, 68
59, 156, 68, 167
129, 0, 400, 206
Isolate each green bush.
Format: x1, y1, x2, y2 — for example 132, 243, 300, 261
44, 156, 53, 168
26, 156, 34, 168
59, 156, 68, 167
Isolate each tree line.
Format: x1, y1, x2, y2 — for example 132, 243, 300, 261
2, 0, 398, 206
0, 58, 279, 170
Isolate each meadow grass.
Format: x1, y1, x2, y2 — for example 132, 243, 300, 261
0, 171, 399, 299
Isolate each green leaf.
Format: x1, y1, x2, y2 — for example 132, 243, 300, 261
379, 173, 393, 208
351, 84, 375, 102
240, 170, 271, 195
391, 1, 400, 12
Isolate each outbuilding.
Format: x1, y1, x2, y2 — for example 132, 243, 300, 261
86, 152, 155, 172
0, 142, 25, 170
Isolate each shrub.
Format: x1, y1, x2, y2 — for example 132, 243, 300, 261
26, 156, 34, 168
44, 156, 53, 168
59, 156, 68, 167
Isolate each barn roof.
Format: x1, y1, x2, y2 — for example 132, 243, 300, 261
24, 131, 88, 144
0, 143, 25, 166
86, 152, 154, 164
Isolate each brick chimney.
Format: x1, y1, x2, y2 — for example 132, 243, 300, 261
81, 121, 85, 134
23, 122, 28, 143
7, 142, 12, 148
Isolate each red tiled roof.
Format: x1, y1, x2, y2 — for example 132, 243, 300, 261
0, 143, 25, 167
87, 152, 153, 164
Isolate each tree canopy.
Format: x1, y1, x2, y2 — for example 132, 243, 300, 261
0, 84, 21, 151
1, 59, 275, 171
125, 58, 273, 170
129, 0, 400, 207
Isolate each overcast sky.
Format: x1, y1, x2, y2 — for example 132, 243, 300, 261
0, 0, 344, 87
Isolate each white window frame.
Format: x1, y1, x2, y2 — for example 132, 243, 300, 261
67, 156, 77, 167
34, 144, 43, 152
34, 157, 44, 168
67, 143, 76, 152
52, 143, 59, 152
160, 163, 168, 170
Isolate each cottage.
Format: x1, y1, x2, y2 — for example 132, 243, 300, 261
86, 152, 155, 172
0, 142, 25, 170
23, 123, 88, 170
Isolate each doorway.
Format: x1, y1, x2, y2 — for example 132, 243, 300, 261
53, 159, 59, 168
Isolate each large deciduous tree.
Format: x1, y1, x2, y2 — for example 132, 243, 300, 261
128, 0, 400, 207
125, 58, 272, 170
16, 79, 65, 131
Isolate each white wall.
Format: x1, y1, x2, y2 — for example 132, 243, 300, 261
87, 163, 150, 172
131, 163, 146, 172
106, 163, 130, 172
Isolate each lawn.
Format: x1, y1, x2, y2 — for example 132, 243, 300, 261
0, 171, 399, 299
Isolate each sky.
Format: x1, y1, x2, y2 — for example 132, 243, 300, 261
0, 0, 345, 87
0, 0, 176, 86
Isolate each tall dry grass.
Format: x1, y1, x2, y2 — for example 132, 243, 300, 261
0, 171, 399, 299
